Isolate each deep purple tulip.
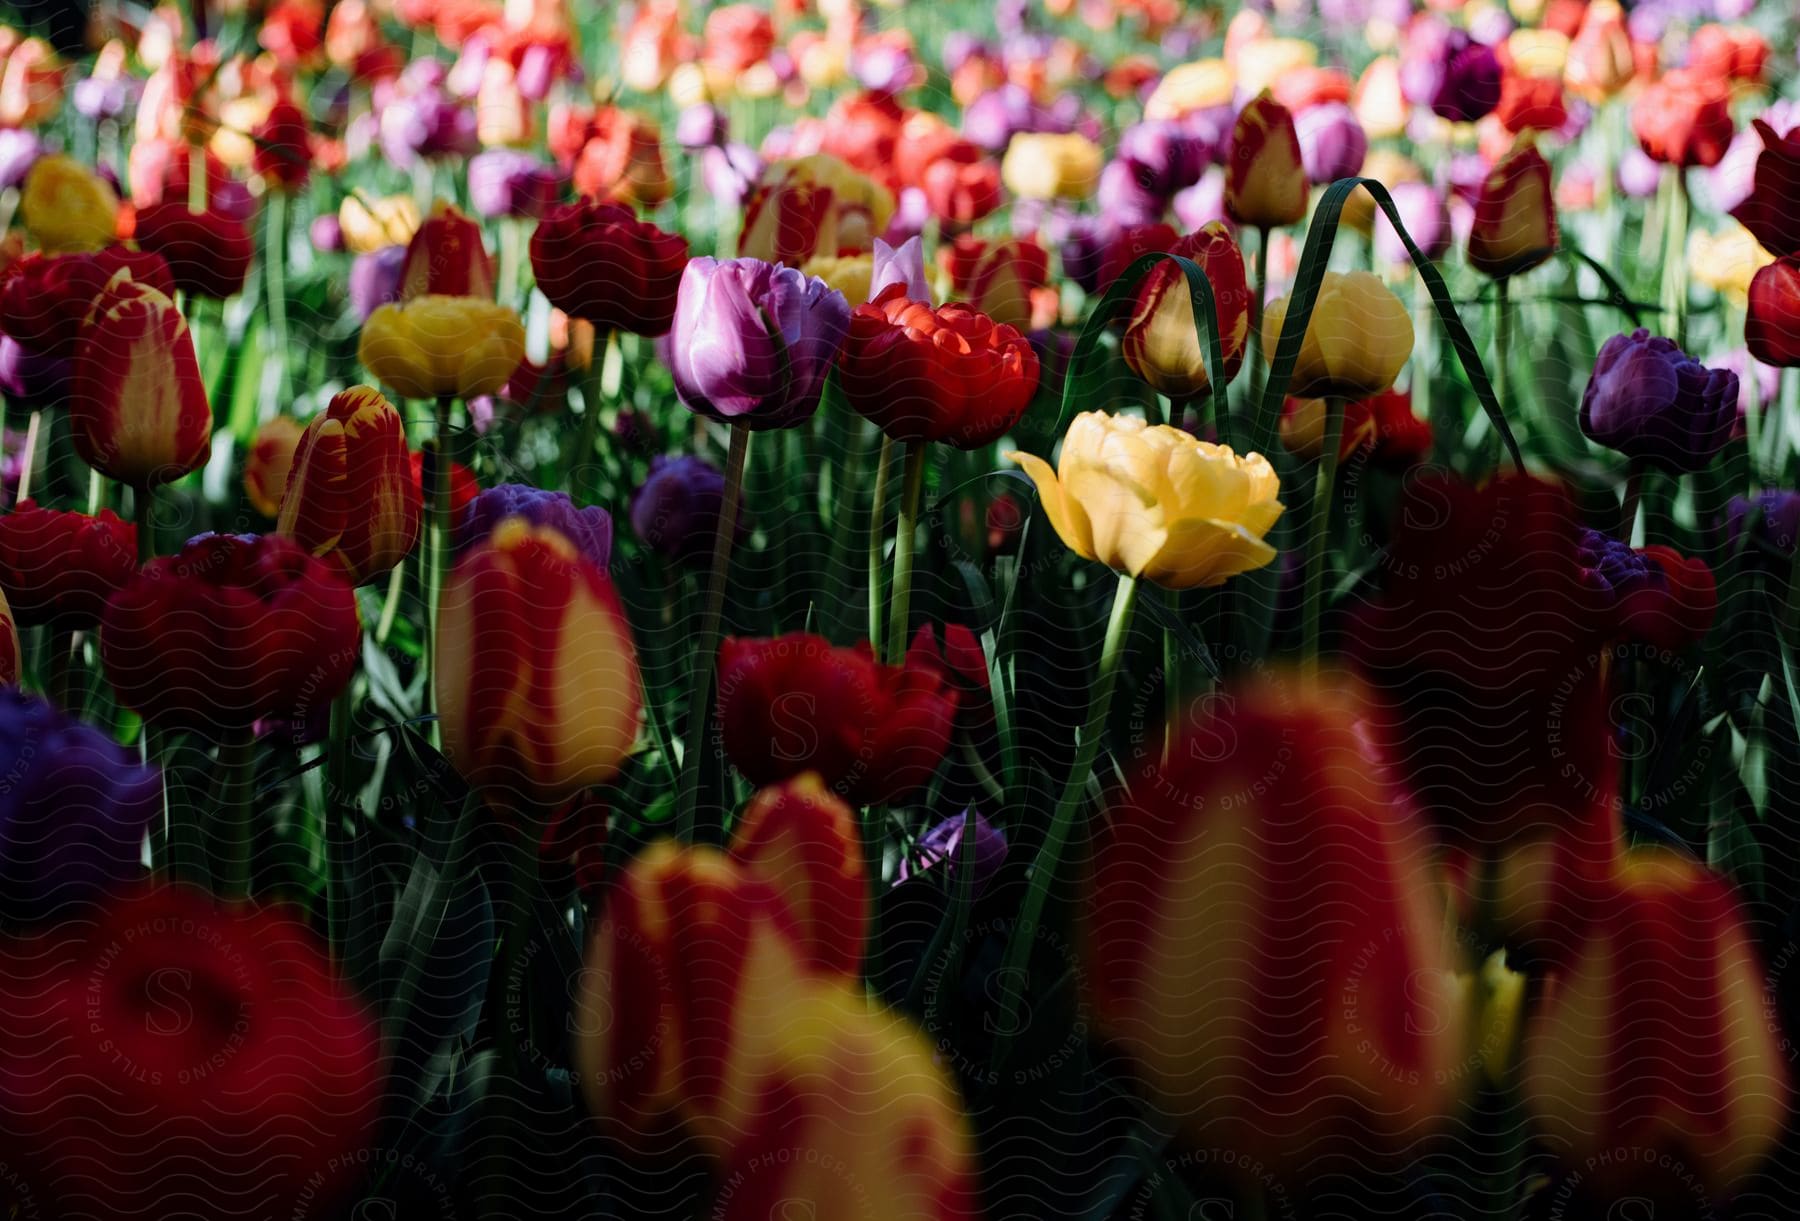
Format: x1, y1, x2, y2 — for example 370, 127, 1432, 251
1726, 490, 1800, 561
1097, 158, 1168, 226
1431, 33, 1503, 123
1578, 330, 1737, 473
349, 245, 407, 322
630, 454, 740, 563
0, 129, 42, 192
1117, 120, 1209, 195
467, 149, 565, 219
1055, 214, 1112, 296
1294, 102, 1368, 185
0, 337, 72, 407
668, 257, 851, 430
893, 809, 1008, 895
1373, 181, 1451, 264
1575, 527, 1662, 603
0, 686, 161, 922
458, 484, 615, 571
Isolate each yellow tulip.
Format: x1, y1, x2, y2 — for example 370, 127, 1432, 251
1233, 37, 1318, 99
21, 155, 118, 254
1262, 270, 1414, 399
1506, 29, 1571, 78
338, 193, 422, 255
1143, 58, 1235, 121
1000, 132, 1103, 202
1007, 412, 1283, 589
1690, 224, 1773, 306
359, 295, 525, 400
800, 253, 873, 304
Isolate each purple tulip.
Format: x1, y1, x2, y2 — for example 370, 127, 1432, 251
376, 69, 478, 166
1579, 330, 1738, 473
882, 186, 933, 246
311, 213, 345, 253
1575, 527, 1666, 607
1374, 181, 1451, 264
676, 104, 728, 150
1726, 490, 1800, 561
72, 72, 135, 122
668, 258, 851, 430
1713, 347, 1781, 417
1400, 18, 1454, 106
1174, 168, 1230, 232
467, 149, 565, 219
701, 142, 762, 214
349, 245, 407, 322
0, 337, 72, 407
458, 483, 614, 570
630, 455, 741, 563
1294, 102, 1368, 185
893, 809, 1008, 895
853, 41, 916, 95
1432, 34, 1503, 123
941, 33, 993, 75
1097, 158, 1168, 227
0, 686, 162, 922
1055, 214, 1112, 295
0, 129, 42, 192
872, 237, 929, 303
1117, 120, 1208, 195
515, 43, 565, 100
1617, 146, 1665, 200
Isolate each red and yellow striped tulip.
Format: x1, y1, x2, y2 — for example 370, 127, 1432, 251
729, 774, 868, 978
739, 154, 895, 265
1224, 92, 1308, 229
275, 386, 422, 585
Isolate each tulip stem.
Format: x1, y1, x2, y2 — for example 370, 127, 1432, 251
211, 729, 257, 900
1246, 226, 1270, 425
990, 571, 1139, 1071
134, 486, 155, 563
1493, 275, 1512, 424
1662, 167, 1690, 350
1618, 461, 1645, 544
14, 410, 39, 504
868, 434, 896, 651
426, 395, 454, 744
675, 423, 751, 845
1302, 398, 1347, 674
575, 332, 613, 503
885, 440, 928, 665
326, 682, 357, 972
265, 188, 291, 408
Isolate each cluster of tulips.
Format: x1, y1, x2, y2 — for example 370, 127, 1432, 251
2, 0, 1800, 1217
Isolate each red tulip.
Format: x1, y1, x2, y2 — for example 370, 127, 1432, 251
571, 107, 674, 209
716, 627, 958, 805
1687, 23, 1769, 87
729, 774, 867, 977
399, 199, 494, 300
1097, 221, 1181, 294
821, 90, 906, 189
1280, 386, 1433, 468
1732, 121, 1800, 258
69, 270, 212, 488
939, 234, 1051, 330
101, 533, 360, 735
1747, 255, 1800, 366
0, 246, 175, 360
0, 885, 382, 1219
0, 500, 136, 627
276, 386, 422, 585
701, 4, 776, 76
1496, 71, 1569, 134
529, 198, 689, 334
837, 284, 1040, 448
1632, 68, 1734, 168
408, 448, 480, 515
1120, 222, 1252, 399
1467, 143, 1559, 278
130, 202, 254, 299
252, 97, 312, 189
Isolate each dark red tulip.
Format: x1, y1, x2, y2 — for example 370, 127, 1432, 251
0, 500, 136, 627
131, 202, 255, 299
528, 198, 689, 334
1747, 255, 1800, 367
0, 246, 175, 360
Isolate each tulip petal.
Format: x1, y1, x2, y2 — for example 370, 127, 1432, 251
1006, 450, 1096, 564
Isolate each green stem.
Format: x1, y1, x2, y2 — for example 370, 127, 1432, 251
675, 424, 752, 844
426, 395, 454, 743
1494, 276, 1513, 421
1618, 460, 1645, 544
375, 557, 404, 646
575, 333, 613, 503
1662, 167, 1690, 350
989, 572, 1140, 1069
135, 485, 156, 563
1245, 226, 1270, 426
1162, 595, 1180, 769
264, 188, 291, 408
326, 682, 356, 967
867, 434, 896, 650
1303, 398, 1346, 673
44, 626, 75, 711
14, 410, 39, 503
212, 730, 257, 900
885, 440, 928, 664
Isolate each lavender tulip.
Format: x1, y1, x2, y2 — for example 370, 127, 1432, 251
871, 237, 929, 303
1373, 181, 1451, 264
349, 245, 407, 322
669, 258, 851, 430
0, 129, 41, 192
1579, 330, 1738, 473
676, 104, 728, 150
467, 150, 565, 219
1295, 102, 1368, 185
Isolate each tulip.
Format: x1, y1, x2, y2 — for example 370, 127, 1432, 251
407, 449, 479, 514
999, 131, 1104, 201
1732, 121, 1800, 258
1355, 56, 1411, 139
101, 532, 361, 736
275, 386, 422, 585
1467, 143, 1559, 278
1294, 101, 1368, 184
252, 98, 311, 190
1688, 23, 1769, 86
0, 246, 174, 361
1097, 221, 1182, 293
1496, 71, 1569, 135
338, 192, 422, 254
1120, 222, 1252, 399
20, 154, 117, 254
436, 519, 641, 812
630, 454, 739, 564
1008, 411, 1283, 589
893, 808, 1008, 896
1262, 270, 1414, 400
458, 482, 614, 571
739, 154, 895, 264
729, 773, 868, 977
1574, 529, 1716, 650
244, 416, 305, 518
129, 202, 254, 299
0, 886, 382, 1218
1632, 69, 1734, 168
399, 199, 495, 300
799, 252, 874, 304
716, 628, 958, 805
1577, 330, 1736, 473
1224, 93, 1307, 229
1117, 120, 1209, 197
668, 257, 851, 431
1281, 389, 1433, 469
1748, 256, 1800, 367
1085, 675, 1467, 1166
528, 198, 689, 335
69, 270, 211, 489
570, 108, 674, 208
0, 687, 159, 919
1144, 59, 1235, 122
0, 37, 63, 129
838, 285, 1039, 447
1432, 33, 1504, 122
1096, 158, 1168, 227
0, 501, 137, 627
939, 235, 1050, 330
1727, 490, 1800, 566
1521, 858, 1788, 1201
1564, 1, 1634, 100
358, 295, 525, 400
1373, 181, 1452, 264
0, 128, 42, 191
467, 149, 564, 220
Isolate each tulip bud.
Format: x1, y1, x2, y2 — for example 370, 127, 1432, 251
69, 270, 212, 489
1577, 330, 1736, 473
1120, 222, 1251, 399
1432, 33, 1504, 123
894, 807, 1008, 895
130, 202, 254, 299
1355, 56, 1412, 139
20, 154, 117, 254
1564, 1, 1634, 100
1632, 68, 1734, 168
436, 520, 641, 812
0, 501, 137, 627
529, 199, 690, 334
1262, 270, 1414, 399
1085, 673, 1467, 1166
399, 199, 495, 300
275, 387, 422, 585
1224, 92, 1308, 229
1000, 131, 1104, 201
1467, 143, 1559, 278
1574, 529, 1717, 651
244, 416, 306, 517
1748, 255, 1800, 367
572, 108, 674, 208
729, 774, 868, 977
101, 533, 360, 736
630, 454, 739, 564
1294, 101, 1368, 184
358, 295, 525, 400
939, 236, 1050, 330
